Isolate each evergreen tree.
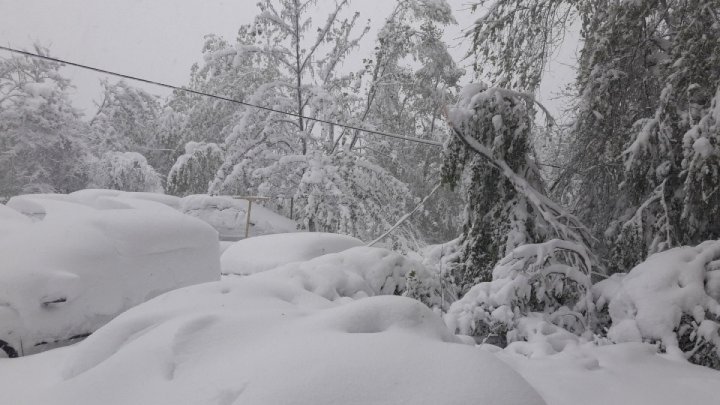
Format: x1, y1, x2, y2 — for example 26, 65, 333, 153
617, 0, 720, 268
442, 84, 591, 290
465, 0, 720, 272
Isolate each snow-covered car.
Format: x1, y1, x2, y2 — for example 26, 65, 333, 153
180, 194, 298, 240
0, 196, 220, 357
220, 232, 364, 275
67, 190, 298, 241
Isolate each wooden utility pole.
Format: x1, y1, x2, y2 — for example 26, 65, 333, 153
231, 196, 271, 239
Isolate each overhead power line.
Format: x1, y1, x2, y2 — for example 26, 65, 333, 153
0, 45, 443, 147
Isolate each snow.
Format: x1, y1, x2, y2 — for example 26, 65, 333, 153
593, 241, 720, 352
9, 190, 297, 240
3, 193, 720, 403
692, 136, 713, 158
0, 246, 545, 405
445, 240, 594, 339
180, 194, 298, 239
71, 189, 184, 210
0, 195, 220, 356
1, 218, 719, 403
221, 232, 364, 275
0, 203, 31, 237
496, 342, 720, 405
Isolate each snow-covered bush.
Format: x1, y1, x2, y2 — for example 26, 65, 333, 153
89, 151, 163, 192
166, 141, 224, 196
405, 239, 464, 312
445, 239, 595, 345
594, 240, 720, 369
252, 244, 448, 312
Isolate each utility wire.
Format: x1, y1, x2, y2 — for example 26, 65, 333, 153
0, 45, 443, 147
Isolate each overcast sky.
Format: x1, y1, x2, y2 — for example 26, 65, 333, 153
0, 0, 578, 119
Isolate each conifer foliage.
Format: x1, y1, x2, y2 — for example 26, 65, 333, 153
442, 83, 591, 290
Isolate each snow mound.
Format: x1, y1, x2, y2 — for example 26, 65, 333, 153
220, 232, 364, 275
593, 241, 720, 363
9, 247, 544, 405
0, 196, 220, 356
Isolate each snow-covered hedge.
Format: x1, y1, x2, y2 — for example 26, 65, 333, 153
0, 195, 220, 357
594, 241, 720, 368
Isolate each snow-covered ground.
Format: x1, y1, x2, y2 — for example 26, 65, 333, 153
1, 193, 719, 404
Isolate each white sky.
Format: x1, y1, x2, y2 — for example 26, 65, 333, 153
0, 0, 578, 120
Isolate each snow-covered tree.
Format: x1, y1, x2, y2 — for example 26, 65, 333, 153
89, 79, 161, 153
89, 151, 163, 192
204, 0, 418, 243
466, 0, 720, 273
359, 0, 465, 243
466, 0, 575, 92
151, 106, 189, 177
0, 45, 90, 196
168, 30, 280, 146
166, 141, 224, 196
615, 0, 720, 269
442, 83, 592, 291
